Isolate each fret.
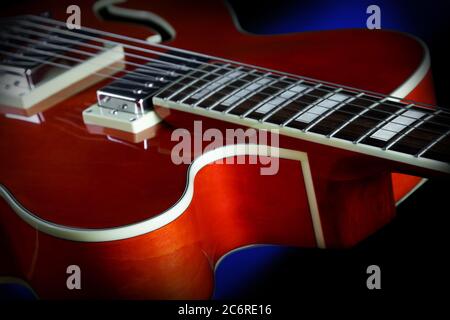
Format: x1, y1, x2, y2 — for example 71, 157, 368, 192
327, 95, 382, 138
354, 103, 415, 145
420, 130, 450, 162
328, 96, 398, 141
383, 111, 434, 151
387, 112, 449, 156
170, 64, 229, 102
307, 92, 363, 135
260, 82, 309, 121
303, 90, 360, 132
155, 66, 216, 100
196, 71, 257, 110
285, 86, 347, 130
264, 83, 321, 125
282, 85, 335, 126
211, 71, 267, 112
227, 78, 282, 116
243, 78, 299, 120
192, 68, 249, 107
371, 108, 426, 142
221, 74, 275, 115
180, 66, 244, 105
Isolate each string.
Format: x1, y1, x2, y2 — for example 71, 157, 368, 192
24, 14, 450, 114
1, 16, 449, 139
4, 15, 450, 121
0, 52, 444, 142
0, 41, 448, 140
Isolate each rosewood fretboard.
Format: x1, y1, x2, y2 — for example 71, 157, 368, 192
153, 62, 450, 173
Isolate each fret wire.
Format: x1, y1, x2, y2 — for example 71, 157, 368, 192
224, 73, 275, 114
4, 17, 450, 130
280, 83, 324, 126
178, 64, 232, 103
415, 129, 450, 157
260, 80, 307, 122
283, 84, 342, 127
354, 103, 415, 143
231, 85, 447, 138
303, 89, 357, 132
383, 112, 438, 151
192, 67, 247, 107
327, 98, 386, 138
165, 65, 222, 101
204, 70, 259, 110
279, 97, 443, 140
240, 76, 288, 118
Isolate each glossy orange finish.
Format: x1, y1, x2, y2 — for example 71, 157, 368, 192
0, 0, 435, 298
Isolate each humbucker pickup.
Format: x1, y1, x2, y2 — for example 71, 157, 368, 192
0, 19, 126, 115
83, 52, 209, 134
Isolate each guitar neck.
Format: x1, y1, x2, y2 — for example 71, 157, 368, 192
152, 62, 450, 175
1, 15, 448, 175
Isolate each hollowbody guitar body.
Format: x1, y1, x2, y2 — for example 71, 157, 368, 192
0, 0, 434, 298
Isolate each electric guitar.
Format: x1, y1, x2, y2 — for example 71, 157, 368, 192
0, 0, 449, 299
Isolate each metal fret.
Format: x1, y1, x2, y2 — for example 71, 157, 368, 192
280, 83, 324, 126
327, 97, 386, 138
283, 84, 345, 127
163, 65, 221, 101
179, 64, 240, 104
354, 103, 415, 143
223, 73, 274, 114
290, 89, 350, 128
383, 112, 437, 151
260, 80, 308, 122
205, 69, 260, 110
240, 76, 289, 118
303, 89, 358, 132
192, 67, 246, 107
176, 64, 230, 103
416, 129, 450, 157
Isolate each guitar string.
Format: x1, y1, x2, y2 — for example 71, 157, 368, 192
1, 19, 450, 138
25, 14, 450, 115
3, 27, 450, 133
1, 40, 174, 83
4, 16, 450, 132
6, 15, 448, 118
0, 46, 446, 145
0, 37, 449, 141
